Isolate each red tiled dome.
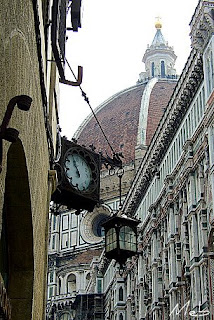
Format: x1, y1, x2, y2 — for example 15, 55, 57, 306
75, 80, 176, 165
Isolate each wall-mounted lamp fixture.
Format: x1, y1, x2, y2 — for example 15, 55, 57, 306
0, 95, 32, 172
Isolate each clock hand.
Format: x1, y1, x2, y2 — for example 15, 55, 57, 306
73, 158, 80, 177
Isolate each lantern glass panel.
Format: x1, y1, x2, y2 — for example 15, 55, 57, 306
119, 226, 136, 252
106, 228, 117, 252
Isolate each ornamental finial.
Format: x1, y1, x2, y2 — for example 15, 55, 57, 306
155, 16, 162, 29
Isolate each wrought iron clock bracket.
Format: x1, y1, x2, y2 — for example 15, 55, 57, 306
100, 152, 123, 171
0, 95, 32, 173
59, 65, 83, 87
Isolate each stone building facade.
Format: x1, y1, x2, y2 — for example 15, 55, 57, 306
0, 0, 64, 319
102, 1, 214, 319
48, 1, 214, 319
47, 13, 183, 320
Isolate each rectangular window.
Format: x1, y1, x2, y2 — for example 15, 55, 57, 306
202, 86, 205, 108
196, 97, 200, 124
185, 119, 188, 140
178, 133, 181, 155
52, 214, 57, 231
181, 128, 184, 147
71, 214, 77, 228
52, 235, 55, 250
61, 232, 69, 249
70, 230, 77, 246
207, 57, 212, 95
97, 279, 102, 294
199, 92, 203, 117
188, 113, 192, 138
172, 143, 175, 168
194, 104, 197, 132
191, 108, 194, 135
62, 214, 69, 230
175, 137, 179, 163
50, 272, 54, 283
183, 121, 186, 142
194, 171, 199, 204
49, 286, 53, 298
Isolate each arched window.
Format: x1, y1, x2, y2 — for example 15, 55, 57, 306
161, 61, 165, 78
151, 62, 155, 77
119, 287, 124, 301
119, 313, 123, 320
60, 313, 70, 320
67, 273, 76, 293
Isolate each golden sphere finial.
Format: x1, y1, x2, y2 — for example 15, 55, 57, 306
155, 17, 162, 29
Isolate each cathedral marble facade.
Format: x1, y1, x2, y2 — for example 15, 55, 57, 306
47, 1, 214, 319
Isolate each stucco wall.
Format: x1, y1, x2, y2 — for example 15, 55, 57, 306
0, 1, 52, 319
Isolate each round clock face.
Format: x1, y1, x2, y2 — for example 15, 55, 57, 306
64, 152, 92, 191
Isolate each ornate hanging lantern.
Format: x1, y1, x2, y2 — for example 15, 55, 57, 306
102, 213, 139, 267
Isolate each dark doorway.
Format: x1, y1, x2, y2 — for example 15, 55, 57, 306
1, 140, 34, 319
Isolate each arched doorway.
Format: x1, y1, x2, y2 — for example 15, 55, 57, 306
0, 140, 34, 319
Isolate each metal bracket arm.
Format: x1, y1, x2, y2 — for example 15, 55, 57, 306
60, 66, 83, 86
0, 95, 32, 173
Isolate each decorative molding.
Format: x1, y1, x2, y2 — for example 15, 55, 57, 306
190, 0, 214, 52
137, 77, 158, 146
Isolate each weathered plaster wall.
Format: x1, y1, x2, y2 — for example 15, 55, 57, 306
0, 1, 51, 319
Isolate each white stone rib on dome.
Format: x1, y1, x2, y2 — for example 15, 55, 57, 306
137, 77, 158, 146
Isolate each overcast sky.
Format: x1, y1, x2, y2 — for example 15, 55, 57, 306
59, 0, 199, 139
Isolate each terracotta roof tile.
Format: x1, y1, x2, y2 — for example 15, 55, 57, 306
77, 80, 177, 164
68, 249, 102, 266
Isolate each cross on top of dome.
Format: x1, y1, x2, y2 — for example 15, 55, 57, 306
152, 17, 166, 46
